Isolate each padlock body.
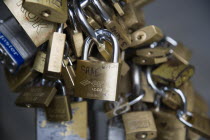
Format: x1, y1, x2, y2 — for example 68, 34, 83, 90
75, 60, 119, 101
123, 111, 157, 140
15, 87, 57, 108
46, 95, 72, 122
23, 0, 68, 23
44, 32, 66, 79
4, 0, 56, 47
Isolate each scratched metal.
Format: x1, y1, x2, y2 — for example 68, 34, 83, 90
36, 102, 87, 140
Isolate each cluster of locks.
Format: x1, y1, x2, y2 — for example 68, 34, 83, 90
0, 0, 210, 139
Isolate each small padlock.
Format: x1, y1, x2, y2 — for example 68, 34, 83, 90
23, 0, 68, 23
33, 51, 46, 74
131, 25, 164, 47
153, 109, 186, 140
91, 0, 131, 50
15, 79, 57, 108
45, 80, 72, 122
4, 0, 56, 47
75, 29, 120, 101
123, 111, 157, 140
133, 47, 170, 65
152, 60, 195, 87
44, 23, 66, 79
5, 66, 39, 92
67, 7, 84, 58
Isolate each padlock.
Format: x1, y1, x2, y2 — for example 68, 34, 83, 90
45, 80, 72, 122
15, 79, 57, 108
75, 29, 120, 101
122, 3, 145, 32
91, 0, 131, 50
0, 1, 37, 73
23, 0, 68, 23
153, 109, 186, 140
67, 7, 84, 58
4, 0, 56, 47
133, 47, 170, 65
152, 60, 195, 87
36, 101, 87, 140
44, 23, 66, 79
131, 25, 164, 47
33, 51, 46, 74
5, 66, 39, 92
123, 111, 157, 140
61, 57, 76, 93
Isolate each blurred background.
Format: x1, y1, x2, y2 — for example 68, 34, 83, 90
0, 0, 210, 140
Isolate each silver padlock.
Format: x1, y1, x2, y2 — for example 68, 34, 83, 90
75, 29, 120, 101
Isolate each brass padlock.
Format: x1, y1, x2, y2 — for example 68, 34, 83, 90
133, 47, 170, 65
23, 0, 68, 23
131, 25, 164, 47
36, 101, 87, 140
44, 24, 66, 79
152, 60, 195, 87
33, 51, 46, 74
4, 0, 56, 47
75, 30, 120, 101
5, 66, 39, 92
15, 80, 57, 108
45, 80, 72, 122
123, 111, 157, 140
67, 7, 84, 58
153, 109, 186, 140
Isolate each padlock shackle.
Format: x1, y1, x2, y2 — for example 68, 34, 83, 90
82, 29, 119, 63
91, 0, 110, 22
57, 23, 64, 33
73, 0, 97, 41
55, 80, 67, 96
132, 64, 141, 96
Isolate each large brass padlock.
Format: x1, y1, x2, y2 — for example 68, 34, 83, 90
75, 30, 120, 101
123, 111, 157, 140
23, 0, 68, 23
45, 80, 72, 122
